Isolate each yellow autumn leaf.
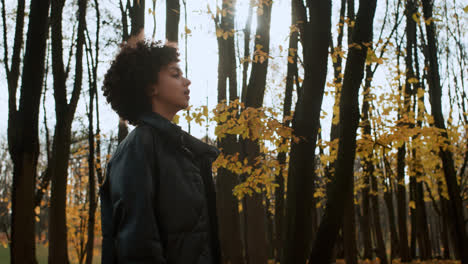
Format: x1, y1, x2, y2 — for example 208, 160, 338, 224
464, 5, 468, 13
185, 26, 191, 34
409, 200, 416, 209
216, 28, 223, 38
412, 12, 421, 24
172, 114, 180, 124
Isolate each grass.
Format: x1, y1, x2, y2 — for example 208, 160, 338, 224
0, 244, 101, 264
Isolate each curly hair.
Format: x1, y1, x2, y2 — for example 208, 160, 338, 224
102, 40, 180, 125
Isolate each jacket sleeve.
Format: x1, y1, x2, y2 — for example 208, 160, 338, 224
110, 128, 166, 263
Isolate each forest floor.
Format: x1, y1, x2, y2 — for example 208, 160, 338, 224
0, 243, 100, 264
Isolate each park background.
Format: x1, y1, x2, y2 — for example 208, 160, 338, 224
0, 0, 467, 263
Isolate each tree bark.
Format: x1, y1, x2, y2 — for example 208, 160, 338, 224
382, 172, 399, 261
275, 1, 298, 261
308, 0, 377, 262
8, 0, 50, 263
370, 172, 388, 264
282, 1, 331, 264
241, 2, 273, 263
85, 1, 100, 263
48, 0, 88, 263
214, 0, 244, 263
421, 1, 468, 263
166, 0, 180, 43
118, 0, 145, 143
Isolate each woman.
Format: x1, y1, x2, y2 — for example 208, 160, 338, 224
100, 40, 221, 264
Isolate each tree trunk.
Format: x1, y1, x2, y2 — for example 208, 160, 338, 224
8, 0, 50, 263
282, 1, 331, 264
343, 183, 357, 264
166, 0, 180, 43
308, 0, 377, 262
85, 2, 100, 263
362, 63, 388, 264
275, 1, 298, 261
383, 175, 399, 261
241, 2, 273, 263
130, 0, 145, 37
49, 0, 88, 263
341, 2, 357, 262
396, 33, 411, 259
421, 1, 468, 263
214, 1, 244, 263
370, 173, 388, 264
118, 0, 145, 143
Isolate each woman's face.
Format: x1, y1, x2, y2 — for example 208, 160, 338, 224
151, 62, 191, 114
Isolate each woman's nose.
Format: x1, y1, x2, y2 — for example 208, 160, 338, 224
185, 78, 191, 86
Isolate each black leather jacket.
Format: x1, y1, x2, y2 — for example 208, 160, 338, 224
100, 112, 221, 264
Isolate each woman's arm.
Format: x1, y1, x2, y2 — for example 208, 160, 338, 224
109, 127, 166, 263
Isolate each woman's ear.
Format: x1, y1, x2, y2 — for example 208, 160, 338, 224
149, 83, 159, 96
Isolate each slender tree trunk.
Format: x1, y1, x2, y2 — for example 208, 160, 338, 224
421, 1, 468, 263
409, 177, 417, 258
341, 1, 357, 262
396, 33, 412, 260
8, 0, 50, 263
383, 175, 399, 261
241, 2, 273, 263
343, 183, 357, 264
370, 173, 388, 264
118, 0, 145, 143
84, 2, 100, 263
130, 0, 145, 36
166, 0, 180, 43
49, 0, 88, 262
282, 1, 331, 264
308, 0, 377, 262
214, 1, 244, 263
275, 1, 298, 261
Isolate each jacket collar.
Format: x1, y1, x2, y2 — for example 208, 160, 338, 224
138, 111, 220, 160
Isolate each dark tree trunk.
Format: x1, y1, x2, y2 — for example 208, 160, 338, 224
214, 0, 244, 263
308, 0, 377, 262
360, 171, 373, 260
275, 1, 298, 261
412, 27, 433, 260
382, 175, 399, 261
396, 34, 411, 260
343, 182, 357, 264
410, 177, 417, 258
404, 1, 418, 259
166, 0, 180, 43
130, 0, 145, 37
370, 173, 388, 264
241, 2, 273, 264
341, 2, 357, 261
49, 0, 88, 263
85, 1, 100, 263
8, 0, 50, 263
282, 1, 331, 264
421, 1, 468, 263
361, 64, 387, 263
361, 65, 380, 260
118, 0, 145, 143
